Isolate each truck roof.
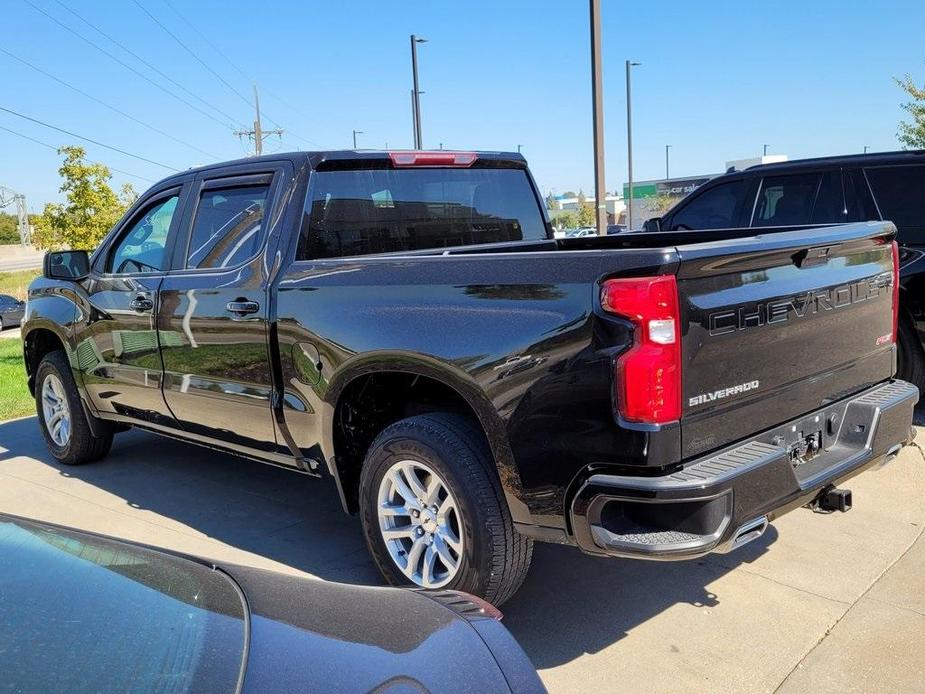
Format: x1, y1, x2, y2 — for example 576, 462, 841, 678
158, 149, 528, 187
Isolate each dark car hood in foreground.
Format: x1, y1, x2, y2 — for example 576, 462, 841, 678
0, 515, 543, 693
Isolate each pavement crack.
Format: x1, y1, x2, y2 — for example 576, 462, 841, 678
774, 521, 925, 692
728, 566, 851, 606
866, 594, 925, 619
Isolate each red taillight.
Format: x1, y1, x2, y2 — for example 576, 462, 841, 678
388, 151, 477, 167
601, 275, 681, 424
892, 240, 900, 344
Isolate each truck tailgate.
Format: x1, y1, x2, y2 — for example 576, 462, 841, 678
677, 222, 896, 459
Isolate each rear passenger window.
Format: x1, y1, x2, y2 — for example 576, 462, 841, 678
667, 179, 748, 230
811, 171, 846, 224
865, 165, 925, 238
753, 173, 820, 227
186, 184, 270, 269
844, 169, 879, 222
298, 168, 547, 259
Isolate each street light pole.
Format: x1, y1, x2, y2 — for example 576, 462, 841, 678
864, 145, 870, 154
625, 60, 640, 231
352, 130, 364, 149
589, 0, 607, 236
410, 35, 427, 149
665, 144, 671, 181
763, 143, 769, 156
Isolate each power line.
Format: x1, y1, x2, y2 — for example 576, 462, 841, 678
0, 46, 218, 160
51, 0, 246, 132
21, 0, 240, 131
132, 0, 253, 110
0, 123, 157, 183
161, 0, 249, 80
158, 0, 323, 148
0, 105, 179, 170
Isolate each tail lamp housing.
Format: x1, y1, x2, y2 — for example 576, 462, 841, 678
601, 275, 681, 424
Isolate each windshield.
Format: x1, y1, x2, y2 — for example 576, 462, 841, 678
0, 519, 247, 693
299, 167, 548, 259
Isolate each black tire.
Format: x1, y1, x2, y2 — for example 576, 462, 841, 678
897, 317, 925, 392
35, 350, 113, 465
359, 413, 533, 606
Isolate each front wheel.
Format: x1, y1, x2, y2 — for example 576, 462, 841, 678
359, 413, 533, 606
35, 351, 113, 465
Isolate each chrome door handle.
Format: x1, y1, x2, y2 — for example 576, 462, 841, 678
129, 296, 154, 312
226, 300, 259, 315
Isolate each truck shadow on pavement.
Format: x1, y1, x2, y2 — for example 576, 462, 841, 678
0, 418, 776, 669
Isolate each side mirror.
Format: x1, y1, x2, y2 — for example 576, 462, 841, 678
44, 250, 91, 281
643, 217, 662, 232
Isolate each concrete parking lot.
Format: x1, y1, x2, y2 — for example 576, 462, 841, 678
0, 415, 922, 693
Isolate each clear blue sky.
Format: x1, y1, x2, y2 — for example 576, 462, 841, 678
2, 0, 923, 209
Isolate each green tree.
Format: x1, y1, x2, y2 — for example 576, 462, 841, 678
651, 193, 679, 216
0, 212, 19, 245
561, 191, 577, 199
575, 190, 596, 227
33, 146, 136, 250
545, 192, 559, 211
896, 70, 925, 149
554, 210, 578, 230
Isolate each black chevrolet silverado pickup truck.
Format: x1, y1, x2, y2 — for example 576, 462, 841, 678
23, 150, 917, 605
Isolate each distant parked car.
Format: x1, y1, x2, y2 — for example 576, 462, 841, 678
566, 227, 596, 238
0, 514, 544, 693
0, 293, 25, 330
606, 224, 627, 235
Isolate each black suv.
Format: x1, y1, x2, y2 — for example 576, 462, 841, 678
645, 150, 925, 389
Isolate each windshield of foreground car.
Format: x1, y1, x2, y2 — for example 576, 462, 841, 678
0, 519, 247, 693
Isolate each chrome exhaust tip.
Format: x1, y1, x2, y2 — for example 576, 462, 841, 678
729, 516, 769, 551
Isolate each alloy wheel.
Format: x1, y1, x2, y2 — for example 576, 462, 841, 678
376, 459, 463, 588
41, 374, 71, 447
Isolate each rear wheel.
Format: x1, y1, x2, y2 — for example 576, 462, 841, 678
359, 413, 533, 605
897, 317, 925, 392
35, 351, 113, 465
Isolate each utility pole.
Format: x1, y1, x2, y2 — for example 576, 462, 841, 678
590, 0, 607, 236
763, 143, 769, 156
665, 144, 671, 180
864, 145, 870, 154
0, 185, 29, 246
517, 144, 523, 154
15, 194, 28, 246
234, 84, 282, 156
352, 130, 364, 149
626, 60, 640, 231
410, 35, 427, 149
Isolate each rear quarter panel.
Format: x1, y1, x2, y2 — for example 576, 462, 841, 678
275, 247, 676, 528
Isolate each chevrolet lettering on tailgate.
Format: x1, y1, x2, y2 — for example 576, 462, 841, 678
708, 273, 892, 336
